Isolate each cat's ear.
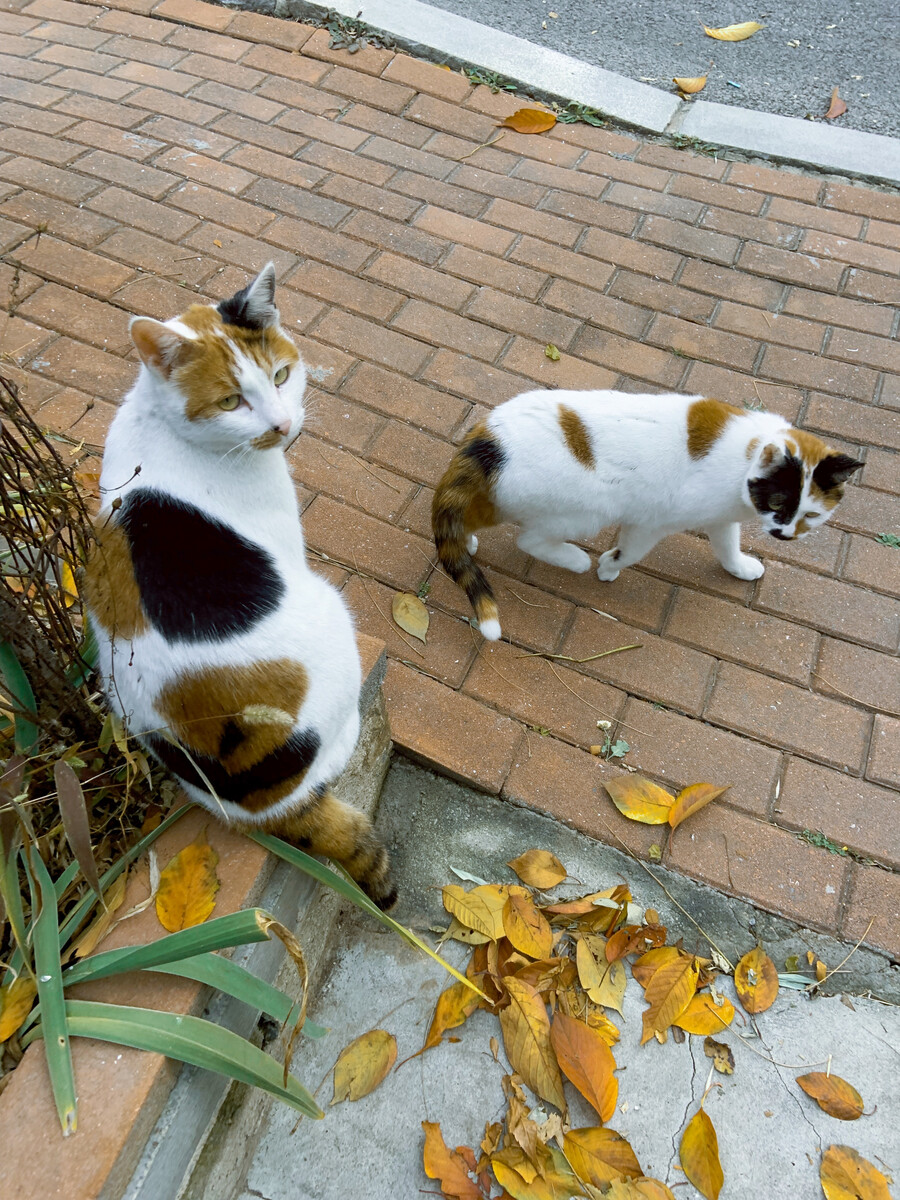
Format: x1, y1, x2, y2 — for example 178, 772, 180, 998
216, 262, 278, 330
813, 452, 863, 489
754, 443, 785, 473
130, 317, 189, 378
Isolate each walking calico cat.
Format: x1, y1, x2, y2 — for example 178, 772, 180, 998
433, 389, 861, 640
84, 264, 395, 908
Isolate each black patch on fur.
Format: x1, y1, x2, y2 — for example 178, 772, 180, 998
813, 453, 863, 490
748, 455, 803, 524
612, 548, 621, 561
461, 434, 505, 479
117, 489, 284, 642
145, 725, 321, 806
216, 275, 274, 330
219, 720, 245, 759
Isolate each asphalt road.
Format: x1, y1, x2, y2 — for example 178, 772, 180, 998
423, 0, 900, 139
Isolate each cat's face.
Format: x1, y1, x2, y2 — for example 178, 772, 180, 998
746, 433, 861, 540
129, 263, 306, 454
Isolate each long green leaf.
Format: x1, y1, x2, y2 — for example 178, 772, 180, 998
0, 819, 32, 982
249, 832, 485, 999
8, 859, 80, 979
31, 999, 323, 1118
27, 846, 77, 1134
0, 641, 39, 755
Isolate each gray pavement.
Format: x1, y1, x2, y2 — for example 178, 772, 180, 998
242, 760, 899, 1200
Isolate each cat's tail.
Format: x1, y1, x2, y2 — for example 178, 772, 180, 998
431, 422, 504, 641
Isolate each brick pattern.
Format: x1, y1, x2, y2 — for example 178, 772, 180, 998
2, 0, 899, 959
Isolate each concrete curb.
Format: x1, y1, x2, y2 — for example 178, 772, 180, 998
265, 0, 900, 186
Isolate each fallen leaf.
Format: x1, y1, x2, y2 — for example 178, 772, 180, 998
824, 87, 848, 120
445, 916, 492, 946
680, 1107, 723, 1200
422, 1121, 482, 1200
499, 977, 567, 1113
492, 1144, 581, 1199
674, 992, 735, 1035
155, 828, 220, 932
673, 75, 707, 97
508, 849, 567, 889
606, 1182, 677, 1200
606, 923, 666, 962
504, 889, 554, 959
632, 946, 686, 988
703, 1036, 735, 1075
500, 108, 557, 134
0, 975, 37, 1042
703, 20, 764, 41
797, 1073, 864, 1121
212, 238, 223, 247
563, 1127, 642, 1187
820, 1144, 891, 1199
589, 959, 627, 1016
550, 1011, 618, 1123
392, 592, 429, 643
423, 979, 482, 1052
604, 777, 674, 825
667, 783, 730, 831
443, 884, 508, 940
545, 344, 561, 362
332, 1029, 397, 1104
816, 959, 828, 983
734, 946, 779, 1014
72, 869, 128, 957
640, 955, 698, 1044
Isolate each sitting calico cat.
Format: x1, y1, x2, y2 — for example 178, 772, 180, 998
84, 264, 396, 908
433, 389, 861, 640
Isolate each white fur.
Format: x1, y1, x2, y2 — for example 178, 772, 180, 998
91, 296, 361, 825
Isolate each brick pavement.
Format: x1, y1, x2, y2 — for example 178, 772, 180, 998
1, 0, 898, 959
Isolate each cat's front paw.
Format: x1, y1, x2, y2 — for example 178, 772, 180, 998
466, 534, 478, 555
596, 550, 621, 582
725, 553, 765, 581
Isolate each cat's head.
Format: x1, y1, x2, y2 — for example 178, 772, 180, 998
746, 431, 862, 540
129, 263, 306, 453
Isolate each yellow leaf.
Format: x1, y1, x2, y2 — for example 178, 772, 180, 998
442, 884, 508, 940
797, 1073, 864, 1121
0, 976, 37, 1042
673, 75, 707, 97
734, 946, 779, 1014
703, 20, 764, 41
155, 829, 220, 933
422, 1121, 482, 1200
563, 1127, 642, 1188
492, 1145, 582, 1200
820, 1145, 891, 1200
604, 777, 674, 825
508, 849, 567, 889
640, 955, 698, 1044
703, 1036, 735, 1075
632, 945, 686, 988
499, 977, 566, 1113
588, 959, 627, 1016
606, 1182, 677, 1200
500, 107, 557, 134
674, 992, 735, 1034
423, 979, 481, 1052
392, 592, 429, 643
503, 889, 554, 959
59, 561, 78, 608
679, 1107, 723, 1200
545, 344, 561, 362
575, 936, 603, 991
332, 1029, 397, 1104
444, 915, 492, 945
550, 1011, 618, 1123
212, 238, 223, 247
667, 783, 730, 830
72, 870, 128, 958
824, 87, 848, 120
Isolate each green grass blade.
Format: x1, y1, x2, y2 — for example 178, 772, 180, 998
28, 846, 77, 1134
248, 832, 486, 999
8, 859, 81, 979
47, 999, 322, 1118
0, 641, 39, 755
0, 839, 33, 982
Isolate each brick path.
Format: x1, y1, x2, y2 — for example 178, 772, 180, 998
2, 0, 899, 960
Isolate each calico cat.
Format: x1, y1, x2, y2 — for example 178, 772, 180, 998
433, 389, 861, 640
84, 264, 395, 908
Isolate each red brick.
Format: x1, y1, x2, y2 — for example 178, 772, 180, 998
868, 715, 900, 789
712, 300, 823, 353
16, 281, 131, 350
11, 234, 133, 297
388, 170, 487, 217
465, 287, 581, 350
0, 98, 75, 134
541, 189, 637, 237
510, 235, 614, 292
188, 79, 283, 123
742, 521, 844, 576
0, 155, 99, 202
288, 261, 401, 323
499, 337, 617, 393
581, 226, 681, 280
22, 0, 98, 24
392, 298, 507, 363
493, 128, 582, 170
302, 493, 431, 584
226, 10, 314, 51
835, 486, 900, 539
502, 734, 664, 859
842, 864, 900, 960
646, 313, 758, 372
480, 196, 582, 248
619, 697, 781, 819
574, 327, 684, 388
155, 146, 256, 195
99, 228, 211, 284
29, 334, 135, 400
153, 0, 233, 31
512, 157, 608, 199
343, 210, 445, 265
35, 388, 116, 445
579, 151, 669, 190
164, 25, 248, 59
429, 566, 576, 655
361, 135, 453, 180
211, 116, 316, 164
803, 228, 900, 276
0, 316, 56, 364
757, 560, 899, 652
862, 448, 900, 494
828, 327, 900, 375
315, 308, 430, 376
737, 241, 844, 291
8, 44, 94, 78
300, 391, 383, 452
529, 556, 670, 636
91, 8, 170, 35
1, 190, 116, 247
272, 100, 371, 147
77, 148, 178, 199
636, 143, 727, 178
541, 280, 648, 339
822, 180, 900, 222
679, 259, 786, 308
666, 803, 846, 931
184, 223, 294, 279
381, 54, 471, 102
0, 124, 85, 165
126, 85, 225, 125
701, 205, 798, 249
0, 75, 65, 107
292, 333, 356, 390
841, 535, 900, 600
643, 213, 740, 265
669, 172, 764, 213
319, 174, 420, 222
45, 66, 139, 100
842, 267, 900, 305
805, 394, 900, 451
726, 161, 822, 203
549, 126, 639, 156
245, 179, 350, 229
364, 251, 475, 312
288, 433, 413, 522
606, 272, 714, 323
437, 245, 542, 301
705, 662, 871, 770
766, 195, 864, 238
409, 204, 513, 256
367, 419, 451, 488
112, 274, 200, 319
419, 350, 524, 408
263, 216, 372, 273
85, 185, 195, 240
300, 26, 393, 75
239, 41, 326, 84
108, 59, 197, 93
760, 344, 878, 402
866, 219, 900, 251
318, 63, 413, 114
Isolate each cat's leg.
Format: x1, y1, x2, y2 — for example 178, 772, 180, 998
596, 525, 665, 581
263, 787, 396, 910
704, 521, 764, 580
517, 527, 591, 573
466, 534, 478, 554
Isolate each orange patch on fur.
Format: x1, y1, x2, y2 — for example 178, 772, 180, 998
558, 403, 594, 468
787, 427, 829, 466
252, 430, 282, 450
687, 398, 743, 459
745, 437, 760, 460
83, 514, 148, 638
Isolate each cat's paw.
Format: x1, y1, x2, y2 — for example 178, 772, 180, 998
557, 544, 592, 573
725, 553, 765, 580
466, 534, 478, 555
596, 550, 621, 582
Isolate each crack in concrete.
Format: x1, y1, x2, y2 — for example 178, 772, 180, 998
667, 1038, 697, 1186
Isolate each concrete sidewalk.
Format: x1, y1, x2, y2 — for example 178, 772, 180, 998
1, 0, 899, 965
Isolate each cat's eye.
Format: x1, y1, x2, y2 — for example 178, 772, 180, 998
218, 394, 241, 411
804, 511, 819, 519
274, 366, 290, 386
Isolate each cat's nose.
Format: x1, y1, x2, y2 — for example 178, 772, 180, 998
273, 420, 291, 437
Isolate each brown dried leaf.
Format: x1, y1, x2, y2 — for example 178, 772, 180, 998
422, 1121, 482, 1200
508, 849, 567, 890
499, 976, 567, 1113
824, 87, 848, 120
632, 946, 686, 988
667, 783, 730, 830
392, 592, 429, 642
332, 1029, 397, 1104
680, 1107, 723, 1200
423, 979, 482, 1052
492, 1144, 581, 1199
0, 975, 37, 1042
504, 888, 554, 959
156, 829, 220, 932
703, 1036, 735, 1075
734, 946, 779, 1014
443, 883, 508, 940
703, 20, 764, 40
797, 1073, 864, 1121
550, 1011, 618, 1123
575, 936, 603, 991
563, 1127, 642, 1188
673, 75, 707, 97
588, 959, 627, 1016
606, 1182, 677, 1200
54, 760, 101, 900
640, 955, 699, 1044
500, 107, 557, 134
604, 777, 673, 825
72, 869, 128, 958
606, 923, 667, 962
674, 992, 735, 1035
820, 1144, 891, 1199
